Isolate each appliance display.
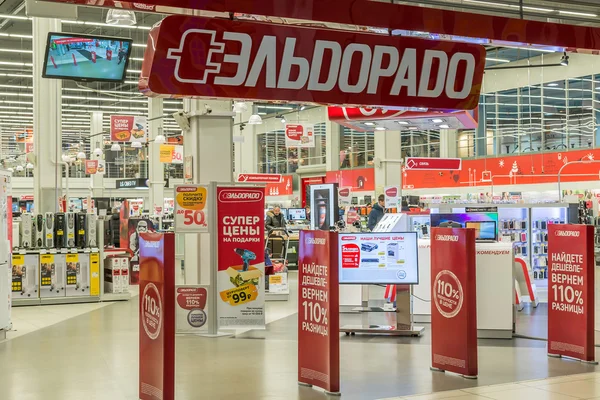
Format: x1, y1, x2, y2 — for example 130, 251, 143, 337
19, 213, 33, 249
338, 232, 418, 284
12, 254, 39, 299
309, 183, 339, 230
86, 214, 98, 247
12, 221, 19, 249
430, 212, 499, 229
43, 33, 133, 83
33, 214, 44, 249
76, 212, 87, 249
288, 208, 307, 221
66, 212, 76, 248
65, 253, 90, 296
44, 212, 55, 248
465, 221, 497, 242
40, 253, 65, 298
54, 213, 65, 249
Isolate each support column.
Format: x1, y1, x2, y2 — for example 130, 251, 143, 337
33, 18, 62, 213
374, 130, 402, 193
233, 103, 256, 175
148, 98, 164, 215
90, 112, 104, 198
440, 129, 458, 158
325, 121, 341, 172
182, 99, 233, 285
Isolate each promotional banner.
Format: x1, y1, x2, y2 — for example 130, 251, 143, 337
174, 185, 208, 233
25, 142, 34, 154
405, 157, 462, 171
175, 286, 209, 334
110, 115, 147, 143
430, 227, 477, 378
384, 186, 400, 209
216, 187, 265, 329
310, 183, 339, 231
265, 174, 293, 196
85, 160, 98, 175
285, 124, 315, 148
325, 168, 374, 192
184, 155, 193, 180
298, 230, 340, 394
139, 232, 175, 400
237, 173, 282, 183
96, 159, 106, 175
140, 15, 485, 110
159, 145, 184, 164
548, 224, 595, 362
338, 187, 351, 207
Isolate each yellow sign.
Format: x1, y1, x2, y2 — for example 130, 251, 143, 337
176, 186, 207, 211
90, 253, 100, 296
66, 253, 78, 263
40, 254, 53, 263
159, 144, 174, 163
219, 284, 258, 306
269, 275, 282, 284
12, 255, 24, 265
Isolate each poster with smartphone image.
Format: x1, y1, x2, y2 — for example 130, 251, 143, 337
310, 183, 339, 231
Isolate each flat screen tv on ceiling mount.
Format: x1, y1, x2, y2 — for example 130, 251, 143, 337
42, 32, 133, 83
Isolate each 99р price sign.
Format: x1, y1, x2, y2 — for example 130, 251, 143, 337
430, 227, 478, 378
298, 230, 340, 395
548, 224, 596, 363
174, 185, 208, 233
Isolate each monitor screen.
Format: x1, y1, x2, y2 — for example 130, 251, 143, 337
338, 232, 418, 284
43, 32, 133, 83
466, 221, 497, 241
288, 208, 307, 220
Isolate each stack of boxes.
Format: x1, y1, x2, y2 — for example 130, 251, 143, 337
104, 256, 130, 294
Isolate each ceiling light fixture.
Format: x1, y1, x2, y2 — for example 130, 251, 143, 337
375, 126, 386, 131
559, 10, 597, 17
111, 143, 121, 151
431, 119, 444, 123
93, 148, 103, 157
364, 122, 375, 126
248, 114, 263, 125
25, 162, 33, 169
131, 141, 142, 148
548, 83, 559, 87
106, 9, 137, 26
76, 151, 86, 160
439, 124, 450, 129
560, 52, 569, 66
15, 165, 23, 172
232, 102, 248, 113
154, 134, 166, 144
396, 121, 409, 125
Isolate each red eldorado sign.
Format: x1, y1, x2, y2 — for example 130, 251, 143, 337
405, 157, 462, 171
140, 15, 486, 110
298, 230, 340, 394
548, 224, 595, 362
430, 227, 477, 378
139, 232, 175, 400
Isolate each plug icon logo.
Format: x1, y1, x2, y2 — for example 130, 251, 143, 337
167, 29, 225, 84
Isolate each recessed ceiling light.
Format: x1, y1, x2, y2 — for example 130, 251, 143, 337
396, 121, 409, 125
364, 122, 375, 126
408, 127, 418, 130
547, 83, 559, 87
439, 124, 450, 129
431, 119, 444, 123
375, 126, 386, 131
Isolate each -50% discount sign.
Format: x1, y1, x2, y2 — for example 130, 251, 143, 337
174, 185, 209, 233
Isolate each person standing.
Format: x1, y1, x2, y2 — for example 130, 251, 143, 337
367, 194, 385, 231
265, 206, 286, 232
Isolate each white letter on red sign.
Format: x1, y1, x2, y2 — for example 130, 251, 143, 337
245, 35, 277, 88
446, 53, 476, 99
278, 37, 310, 90
390, 48, 417, 96
214, 32, 251, 86
418, 50, 448, 98
339, 44, 372, 94
308, 40, 341, 92
367, 45, 399, 94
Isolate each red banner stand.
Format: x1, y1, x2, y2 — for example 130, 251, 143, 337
430, 227, 478, 379
548, 224, 597, 364
298, 230, 340, 395
139, 232, 176, 400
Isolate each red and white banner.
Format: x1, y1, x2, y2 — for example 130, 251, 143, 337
84, 160, 98, 175
338, 187, 351, 206
384, 186, 400, 209
237, 173, 282, 183
175, 286, 209, 334
405, 157, 462, 171
110, 115, 147, 143
25, 142, 34, 154
326, 167, 374, 192
285, 124, 315, 148
298, 230, 340, 394
548, 224, 595, 362
216, 187, 265, 329
140, 15, 485, 110
430, 227, 477, 378
139, 232, 175, 400
265, 174, 293, 196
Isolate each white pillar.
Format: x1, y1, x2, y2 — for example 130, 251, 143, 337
374, 130, 402, 193
440, 129, 458, 158
326, 121, 341, 172
234, 104, 257, 175
90, 112, 104, 197
182, 99, 233, 285
33, 18, 62, 213
148, 98, 164, 214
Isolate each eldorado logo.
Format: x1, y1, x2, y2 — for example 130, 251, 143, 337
339, 188, 350, 197
305, 237, 326, 245
219, 190, 263, 203
435, 234, 459, 242
385, 187, 398, 197
143, 16, 486, 110
555, 230, 580, 237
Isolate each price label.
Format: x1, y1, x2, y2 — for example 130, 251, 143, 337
174, 185, 209, 233
219, 284, 258, 306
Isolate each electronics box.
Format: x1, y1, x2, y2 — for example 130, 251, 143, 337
65, 252, 90, 296
11, 254, 39, 299
40, 253, 65, 298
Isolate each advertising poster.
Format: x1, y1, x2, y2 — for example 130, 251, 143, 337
216, 187, 265, 329
548, 224, 595, 362
174, 185, 208, 233
430, 227, 478, 378
85, 160, 98, 175
96, 159, 106, 175
110, 115, 147, 143
139, 232, 175, 400
184, 155, 193, 180
175, 286, 209, 334
309, 183, 339, 231
338, 187, 351, 207
11, 254, 39, 299
338, 232, 418, 284
285, 123, 315, 148
159, 145, 184, 164
128, 218, 156, 285
298, 230, 339, 394
384, 186, 400, 209
265, 174, 293, 196
25, 142, 34, 154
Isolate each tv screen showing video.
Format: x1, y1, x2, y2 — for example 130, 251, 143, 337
43, 32, 133, 83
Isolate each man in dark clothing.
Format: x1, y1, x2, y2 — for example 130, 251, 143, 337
266, 206, 286, 232
367, 194, 385, 231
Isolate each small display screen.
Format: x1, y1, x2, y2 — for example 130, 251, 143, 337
288, 208, 307, 220
43, 32, 133, 83
466, 221, 497, 241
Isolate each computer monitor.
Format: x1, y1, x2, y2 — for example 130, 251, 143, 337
288, 208, 307, 221
466, 221, 497, 241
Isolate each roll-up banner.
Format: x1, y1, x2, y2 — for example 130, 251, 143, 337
430, 227, 478, 378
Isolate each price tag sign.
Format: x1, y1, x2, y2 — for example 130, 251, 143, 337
219, 284, 258, 306
174, 185, 209, 233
